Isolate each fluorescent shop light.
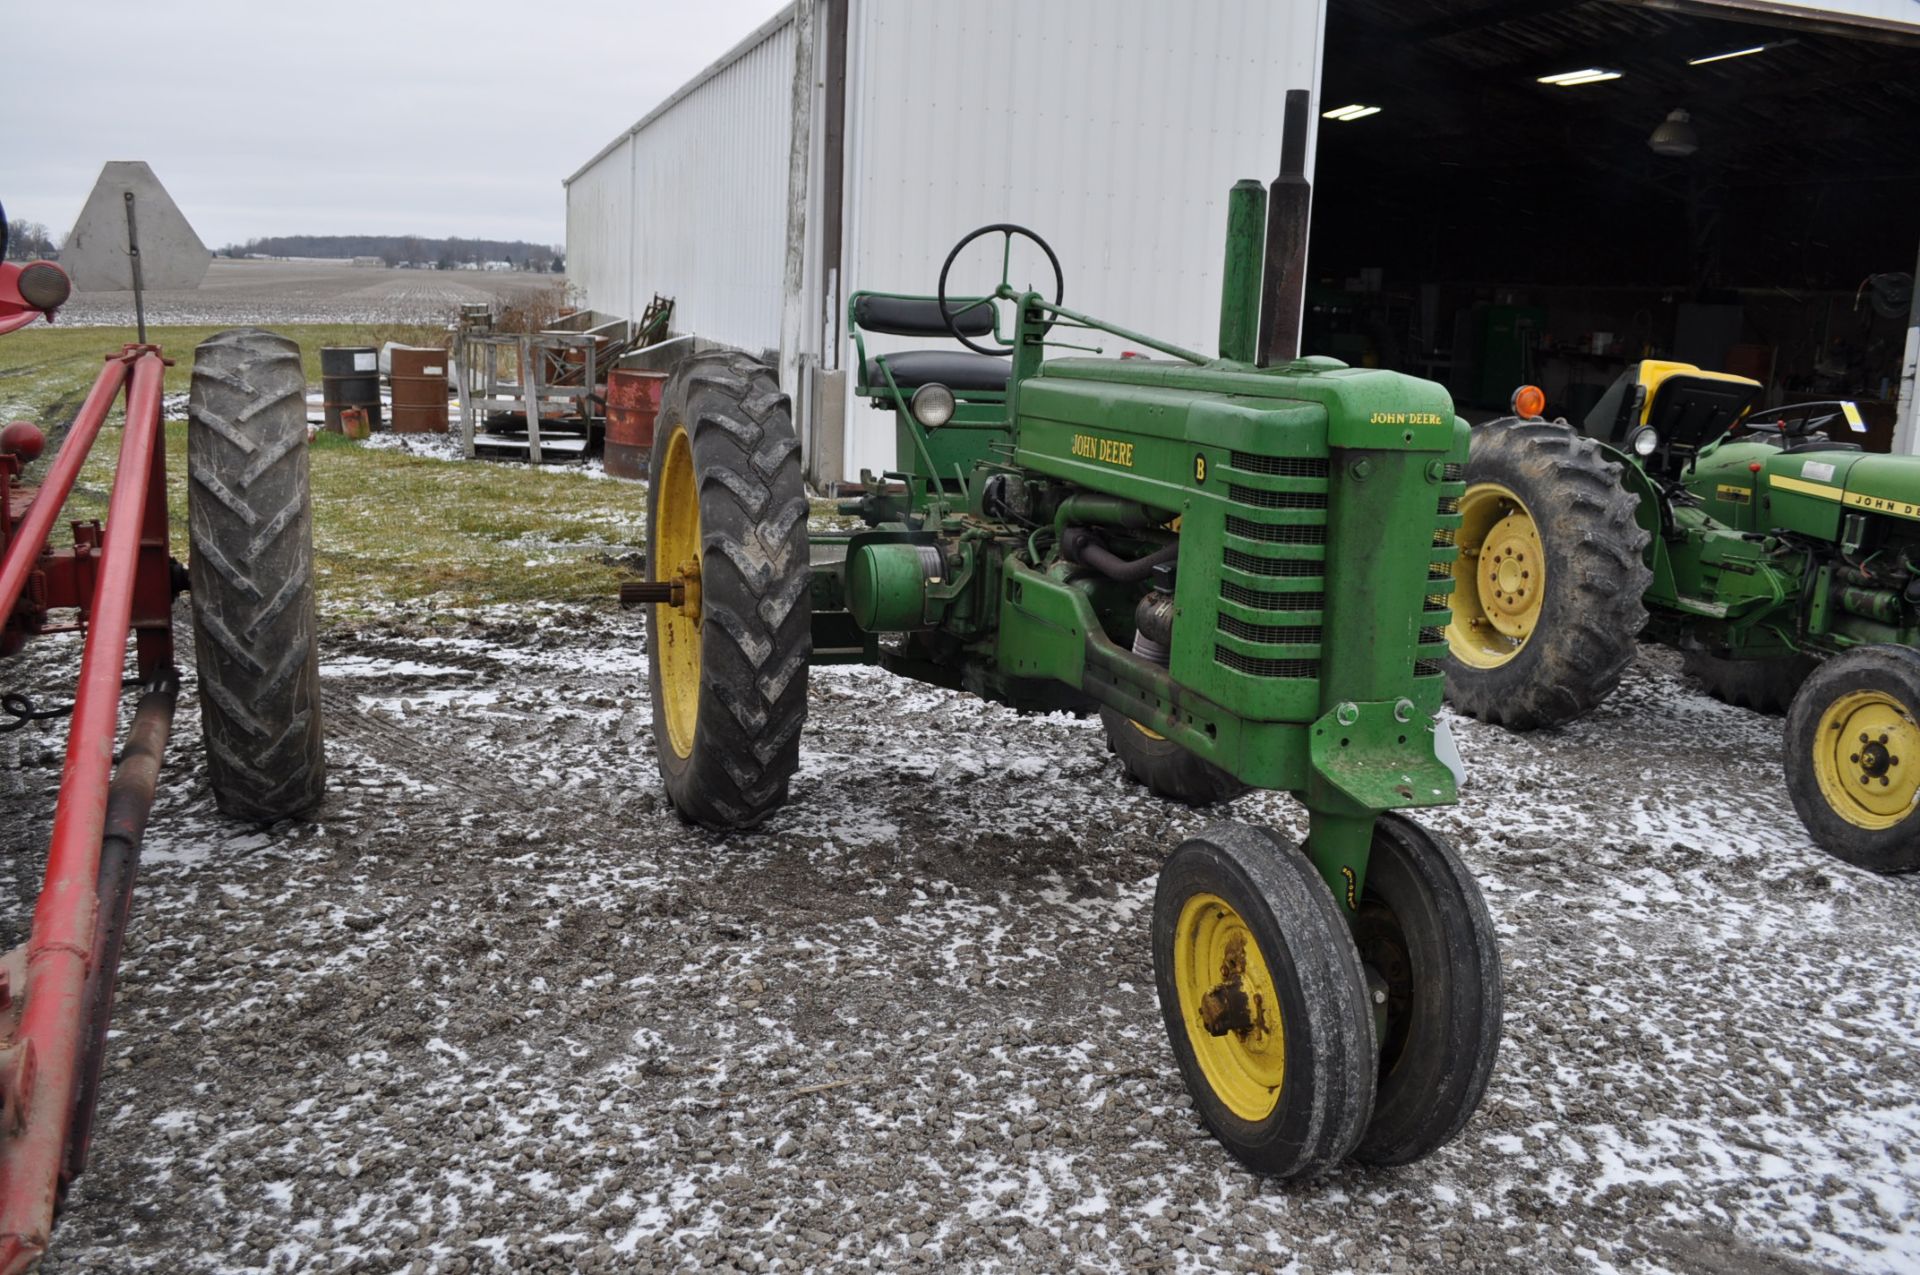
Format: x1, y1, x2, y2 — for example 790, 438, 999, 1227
1689, 45, 1768, 65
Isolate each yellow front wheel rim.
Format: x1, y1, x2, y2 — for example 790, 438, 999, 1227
656, 427, 702, 758
1173, 893, 1285, 1121
1812, 690, 1920, 830
1447, 482, 1545, 669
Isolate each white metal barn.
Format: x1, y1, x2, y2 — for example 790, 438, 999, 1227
563, 0, 1326, 484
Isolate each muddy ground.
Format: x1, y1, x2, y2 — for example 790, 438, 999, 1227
2, 604, 1917, 1275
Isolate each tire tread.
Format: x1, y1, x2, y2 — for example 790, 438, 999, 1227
187, 328, 325, 822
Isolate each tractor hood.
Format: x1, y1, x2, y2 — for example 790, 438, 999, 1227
1759, 449, 1920, 539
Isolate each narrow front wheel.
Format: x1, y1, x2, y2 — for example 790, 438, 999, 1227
1350, 814, 1503, 1165
1152, 823, 1376, 1177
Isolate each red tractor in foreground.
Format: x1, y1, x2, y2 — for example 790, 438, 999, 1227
0, 203, 324, 1268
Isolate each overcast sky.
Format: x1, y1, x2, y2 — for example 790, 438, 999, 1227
7, 0, 787, 249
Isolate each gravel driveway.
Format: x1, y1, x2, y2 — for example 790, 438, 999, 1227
2, 605, 1915, 1275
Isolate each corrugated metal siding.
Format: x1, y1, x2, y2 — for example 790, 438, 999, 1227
628, 22, 798, 356
566, 16, 798, 351
564, 135, 631, 318
841, 0, 1323, 472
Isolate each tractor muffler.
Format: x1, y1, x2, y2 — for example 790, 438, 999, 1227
1256, 88, 1312, 368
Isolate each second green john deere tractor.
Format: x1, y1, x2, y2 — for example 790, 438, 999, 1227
633, 101, 1503, 1177
1446, 360, 1920, 873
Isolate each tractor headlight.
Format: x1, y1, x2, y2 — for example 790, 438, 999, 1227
1629, 426, 1659, 457
910, 382, 956, 429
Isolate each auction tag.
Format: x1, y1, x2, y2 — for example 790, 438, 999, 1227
354, 352, 376, 372
1803, 460, 1836, 482
1842, 401, 1866, 434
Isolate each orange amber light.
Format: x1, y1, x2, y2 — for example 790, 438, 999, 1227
1511, 385, 1547, 419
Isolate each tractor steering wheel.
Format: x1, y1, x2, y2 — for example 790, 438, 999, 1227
936, 223, 1063, 357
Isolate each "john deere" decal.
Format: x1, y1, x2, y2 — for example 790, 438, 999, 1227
1071, 433, 1135, 468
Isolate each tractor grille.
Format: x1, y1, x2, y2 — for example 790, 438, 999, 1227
1215, 647, 1320, 680
1219, 614, 1322, 645
1418, 468, 1467, 680
1222, 581, 1324, 612
1213, 443, 1463, 693
1228, 484, 1328, 510
1215, 451, 1330, 683
1230, 453, 1328, 478
1224, 549, 1321, 578
1225, 516, 1327, 545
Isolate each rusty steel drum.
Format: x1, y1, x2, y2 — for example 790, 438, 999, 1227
320, 346, 381, 433
604, 369, 668, 479
388, 346, 450, 434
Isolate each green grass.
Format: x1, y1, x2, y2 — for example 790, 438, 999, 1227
3, 323, 646, 618
0, 322, 448, 416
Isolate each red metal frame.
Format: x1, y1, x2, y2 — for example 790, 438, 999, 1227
0, 359, 131, 649
0, 261, 66, 338
0, 328, 179, 1270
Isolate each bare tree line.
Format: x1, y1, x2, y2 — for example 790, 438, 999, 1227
3, 219, 58, 261
220, 234, 564, 271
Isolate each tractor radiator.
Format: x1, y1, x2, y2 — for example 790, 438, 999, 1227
1214, 452, 1330, 684
1207, 451, 1464, 709
1419, 462, 1467, 679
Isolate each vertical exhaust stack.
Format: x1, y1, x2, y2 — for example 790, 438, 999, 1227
1256, 89, 1313, 368
1217, 180, 1267, 364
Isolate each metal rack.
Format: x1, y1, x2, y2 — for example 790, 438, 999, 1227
454, 328, 600, 462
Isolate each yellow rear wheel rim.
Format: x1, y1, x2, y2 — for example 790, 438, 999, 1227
1173, 892, 1285, 1121
1812, 689, 1920, 830
656, 427, 701, 759
1129, 718, 1166, 742
1447, 482, 1544, 669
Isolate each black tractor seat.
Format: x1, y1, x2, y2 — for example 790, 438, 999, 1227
863, 350, 1011, 394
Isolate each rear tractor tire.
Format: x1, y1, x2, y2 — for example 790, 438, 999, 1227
187, 327, 326, 822
1443, 419, 1651, 730
1682, 650, 1815, 716
645, 352, 810, 831
1784, 645, 1920, 873
1101, 707, 1248, 806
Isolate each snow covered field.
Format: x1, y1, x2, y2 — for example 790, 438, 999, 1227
3, 600, 1916, 1274
57, 258, 563, 328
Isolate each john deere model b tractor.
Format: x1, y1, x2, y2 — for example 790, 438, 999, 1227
1446, 358, 1920, 873
631, 95, 1503, 1176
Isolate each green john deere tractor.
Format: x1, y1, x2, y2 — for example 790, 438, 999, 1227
631, 94, 1502, 1176
1446, 359, 1920, 872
